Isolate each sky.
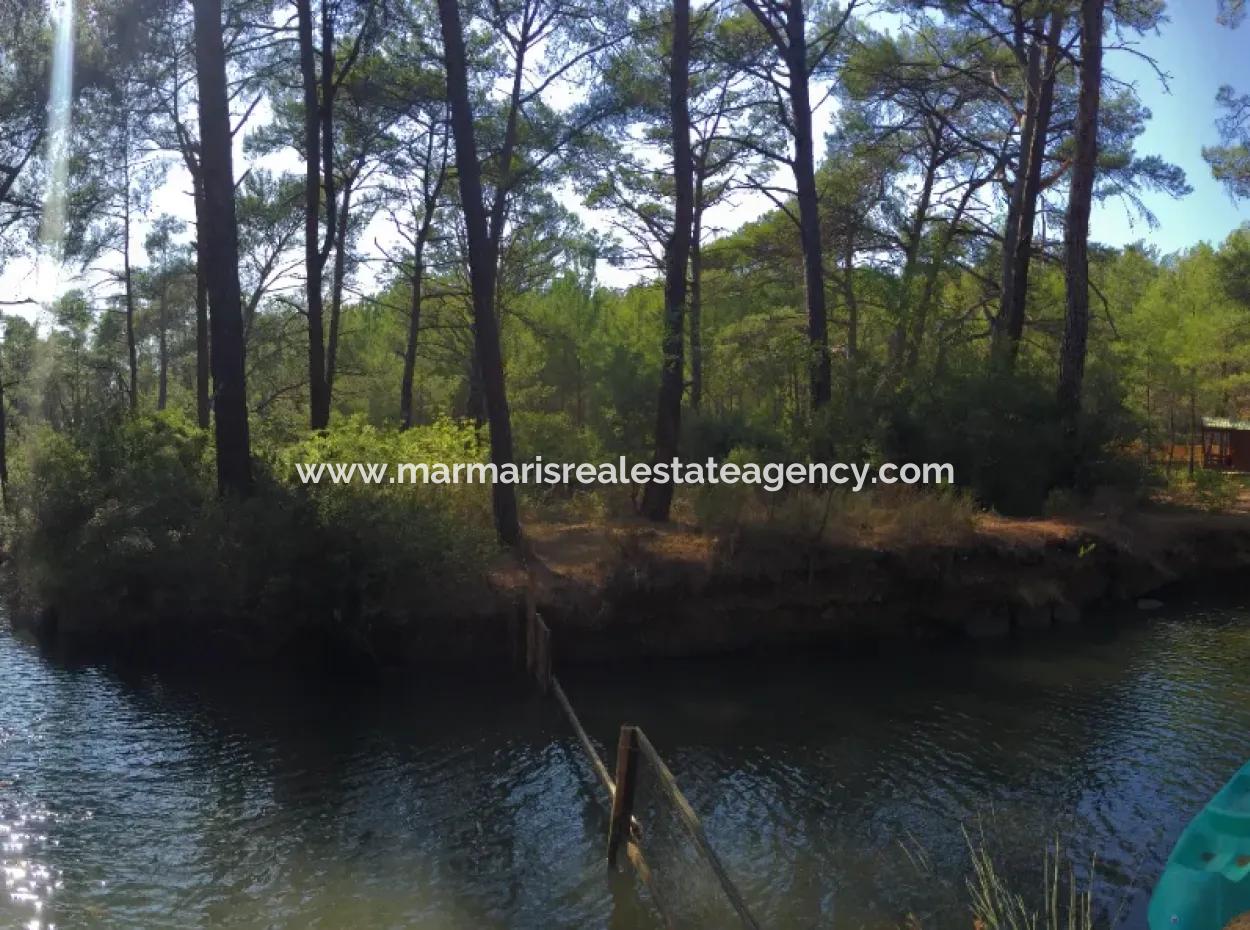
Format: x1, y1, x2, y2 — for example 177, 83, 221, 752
1, 2, 1247, 323
1087, 4, 1248, 252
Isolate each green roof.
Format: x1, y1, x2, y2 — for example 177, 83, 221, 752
1202, 417, 1250, 432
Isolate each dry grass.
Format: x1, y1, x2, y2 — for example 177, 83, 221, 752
513, 478, 1250, 608
1157, 470, 1250, 513
690, 483, 982, 549
965, 832, 1099, 930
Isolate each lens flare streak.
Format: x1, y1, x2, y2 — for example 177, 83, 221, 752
39, 0, 75, 257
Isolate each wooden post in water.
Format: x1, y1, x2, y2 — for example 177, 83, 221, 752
524, 577, 538, 678
532, 613, 552, 694
510, 601, 525, 670
607, 725, 640, 867
522, 563, 551, 693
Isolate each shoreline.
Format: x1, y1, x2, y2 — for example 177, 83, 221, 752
8, 505, 1250, 671
516, 507, 1250, 664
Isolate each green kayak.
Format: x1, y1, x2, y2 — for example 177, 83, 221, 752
1150, 761, 1250, 930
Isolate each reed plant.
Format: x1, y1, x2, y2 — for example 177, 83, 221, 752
965, 829, 1104, 930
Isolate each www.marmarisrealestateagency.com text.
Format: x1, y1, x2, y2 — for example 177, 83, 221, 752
294, 458, 955, 493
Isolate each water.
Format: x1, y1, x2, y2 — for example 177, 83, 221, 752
2, 603, 1248, 929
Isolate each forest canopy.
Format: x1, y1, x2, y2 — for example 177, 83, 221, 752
0, 0, 1248, 638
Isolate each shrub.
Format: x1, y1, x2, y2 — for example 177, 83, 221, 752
870, 485, 980, 547
279, 416, 496, 623
885, 369, 1145, 515
1189, 468, 1242, 512
966, 832, 1107, 930
683, 409, 790, 463
5, 413, 497, 659
514, 410, 602, 461
509, 410, 604, 497
8, 413, 215, 629
1043, 487, 1083, 518
692, 445, 768, 532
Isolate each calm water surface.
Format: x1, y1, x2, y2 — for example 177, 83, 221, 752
2, 602, 1248, 929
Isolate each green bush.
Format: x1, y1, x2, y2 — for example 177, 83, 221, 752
683, 409, 790, 463
692, 445, 769, 532
279, 415, 496, 620
885, 369, 1145, 515
506, 410, 616, 504
1189, 468, 1242, 511
510, 410, 603, 469
6, 413, 497, 659
9, 413, 216, 630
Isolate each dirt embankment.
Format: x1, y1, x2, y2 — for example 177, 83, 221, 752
9, 506, 1249, 670
504, 509, 1250, 662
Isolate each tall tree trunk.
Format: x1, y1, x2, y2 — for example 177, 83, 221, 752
1188, 374, 1197, 478
193, 0, 252, 496
193, 188, 211, 429
122, 160, 139, 412
297, 0, 330, 430
1056, 0, 1104, 425
786, 7, 831, 410
465, 353, 486, 425
905, 174, 980, 374
992, 14, 1043, 368
193, 251, 211, 427
400, 141, 446, 430
889, 134, 939, 375
325, 178, 353, 405
437, 0, 521, 546
689, 192, 704, 412
994, 11, 1064, 370
190, 217, 210, 427
157, 278, 169, 410
640, 0, 694, 522
842, 235, 859, 399
0, 343, 8, 510
1006, 11, 1063, 347
400, 247, 426, 430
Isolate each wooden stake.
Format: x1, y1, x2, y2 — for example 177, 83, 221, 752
607, 725, 639, 867
533, 613, 552, 695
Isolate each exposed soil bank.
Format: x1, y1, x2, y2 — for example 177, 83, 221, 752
516, 508, 1250, 663
7, 507, 1250, 669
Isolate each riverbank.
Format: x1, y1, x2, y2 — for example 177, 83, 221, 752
8, 499, 1250, 669
507, 503, 1250, 663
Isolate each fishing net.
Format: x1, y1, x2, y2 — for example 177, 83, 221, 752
626, 737, 756, 929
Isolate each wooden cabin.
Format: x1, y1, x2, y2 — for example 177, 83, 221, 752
1201, 417, 1250, 471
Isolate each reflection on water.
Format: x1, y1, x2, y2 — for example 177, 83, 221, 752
0, 645, 639, 930
1, 601, 1248, 928
0, 800, 60, 930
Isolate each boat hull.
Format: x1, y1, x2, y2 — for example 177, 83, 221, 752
1150, 763, 1250, 930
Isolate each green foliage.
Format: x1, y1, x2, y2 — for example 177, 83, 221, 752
5, 0, 1248, 667
887, 369, 1144, 514
1190, 469, 1241, 511
692, 445, 768, 532
9, 411, 214, 631
6, 413, 496, 658
1206, 83, 1250, 199
684, 409, 789, 463
512, 410, 602, 466
277, 416, 495, 630
966, 833, 1103, 930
